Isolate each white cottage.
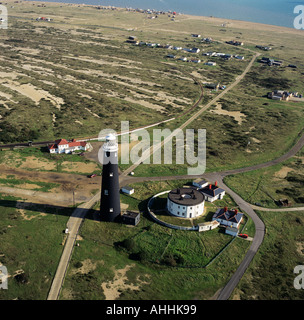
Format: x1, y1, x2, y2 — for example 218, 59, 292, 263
48, 139, 89, 154
200, 183, 225, 202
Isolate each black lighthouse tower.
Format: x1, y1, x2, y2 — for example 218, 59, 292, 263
100, 134, 121, 222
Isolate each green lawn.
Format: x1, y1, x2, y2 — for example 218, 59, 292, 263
0, 193, 72, 300
224, 148, 304, 208
60, 179, 253, 300
234, 210, 304, 300
61, 208, 252, 300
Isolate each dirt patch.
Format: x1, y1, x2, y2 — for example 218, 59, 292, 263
19, 156, 57, 171
0, 163, 101, 206
251, 137, 261, 144
209, 104, 246, 125
274, 166, 295, 179
294, 156, 304, 165
0, 80, 64, 110
85, 107, 100, 118
101, 264, 149, 300
60, 161, 100, 174
64, 55, 143, 71
296, 242, 304, 256
71, 259, 99, 275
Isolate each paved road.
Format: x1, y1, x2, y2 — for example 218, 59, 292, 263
47, 192, 100, 300
0, 140, 54, 149
250, 205, 304, 212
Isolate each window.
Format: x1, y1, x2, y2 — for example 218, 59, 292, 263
104, 190, 108, 195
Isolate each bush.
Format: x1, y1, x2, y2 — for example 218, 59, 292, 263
162, 254, 177, 267
14, 272, 29, 284
121, 239, 136, 251
115, 238, 137, 252
74, 261, 83, 268
129, 251, 148, 262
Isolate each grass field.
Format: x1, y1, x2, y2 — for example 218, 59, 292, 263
224, 146, 304, 208
61, 207, 252, 300
0, 147, 102, 175
1, 2, 304, 175
0, 193, 72, 300
59, 178, 254, 300
233, 210, 304, 300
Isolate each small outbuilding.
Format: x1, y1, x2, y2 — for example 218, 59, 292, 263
192, 179, 209, 189
121, 211, 140, 226
225, 226, 239, 237
205, 61, 217, 66
198, 220, 220, 232
205, 83, 220, 91
121, 185, 135, 195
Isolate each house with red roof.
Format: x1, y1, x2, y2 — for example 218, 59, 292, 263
48, 139, 89, 154
212, 207, 244, 229
199, 182, 225, 202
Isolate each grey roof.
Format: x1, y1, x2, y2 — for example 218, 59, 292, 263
122, 211, 140, 218
213, 208, 243, 223
122, 185, 134, 191
226, 226, 239, 234
200, 185, 225, 197
193, 179, 208, 184
168, 188, 205, 206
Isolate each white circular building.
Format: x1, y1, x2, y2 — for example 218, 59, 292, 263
167, 188, 205, 219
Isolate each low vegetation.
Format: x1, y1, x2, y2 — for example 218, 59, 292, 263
224, 147, 304, 208
234, 210, 304, 300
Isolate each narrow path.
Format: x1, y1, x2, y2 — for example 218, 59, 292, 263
47, 192, 100, 300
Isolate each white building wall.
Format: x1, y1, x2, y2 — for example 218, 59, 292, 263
167, 199, 205, 219
213, 218, 239, 229
202, 191, 225, 202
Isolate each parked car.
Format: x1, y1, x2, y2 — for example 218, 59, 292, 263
239, 234, 248, 239
89, 174, 97, 178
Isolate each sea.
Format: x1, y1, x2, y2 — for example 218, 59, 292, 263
34, 0, 302, 29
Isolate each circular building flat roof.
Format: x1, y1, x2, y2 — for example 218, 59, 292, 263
168, 188, 204, 206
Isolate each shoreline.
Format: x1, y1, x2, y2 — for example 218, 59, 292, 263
17, 0, 302, 34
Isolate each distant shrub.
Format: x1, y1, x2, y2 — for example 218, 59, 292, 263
162, 254, 177, 267
74, 261, 83, 268
14, 272, 29, 284
129, 250, 148, 262
115, 238, 136, 252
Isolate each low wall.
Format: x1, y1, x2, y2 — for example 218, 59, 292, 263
147, 190, 198, 231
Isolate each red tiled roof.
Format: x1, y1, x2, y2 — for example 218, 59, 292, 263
49, 139, 87, 150
55, 139, 69, 145
68, 141, 86, 148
